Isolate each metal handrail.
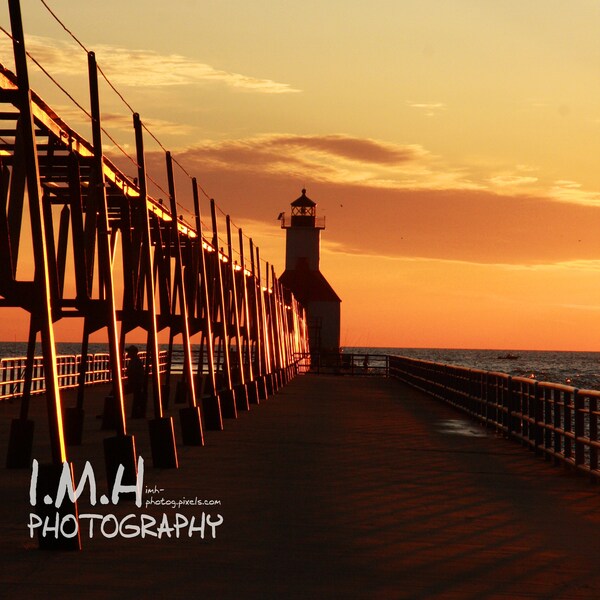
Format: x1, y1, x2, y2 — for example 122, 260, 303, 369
305, 352, 389, 376
388, 355, 600, 481
0, 351, 168, 401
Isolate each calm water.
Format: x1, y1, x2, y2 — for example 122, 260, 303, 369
2, 342, 600, 391
346, 347, 600, 391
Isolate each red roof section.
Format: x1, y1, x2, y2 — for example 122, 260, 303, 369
280, 266, 341, 305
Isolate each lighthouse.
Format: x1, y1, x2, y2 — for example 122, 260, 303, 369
279, 189, 341, 353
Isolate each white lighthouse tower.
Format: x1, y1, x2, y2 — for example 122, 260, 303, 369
279, 189, 341, 353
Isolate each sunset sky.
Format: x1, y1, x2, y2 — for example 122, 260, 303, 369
2, 1, 600, 350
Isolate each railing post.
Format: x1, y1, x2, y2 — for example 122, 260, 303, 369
552, 388, 562, 465
533, 381, 542, 455
574, 390, 585, 469
505, 376, 513, 436
589, 395, 598, 479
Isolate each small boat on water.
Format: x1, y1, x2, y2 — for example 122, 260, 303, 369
497, 353, 520, 360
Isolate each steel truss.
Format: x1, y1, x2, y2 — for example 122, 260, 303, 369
0, 0, 309, 549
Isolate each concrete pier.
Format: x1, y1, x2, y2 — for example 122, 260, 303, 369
1, 375, 600, 598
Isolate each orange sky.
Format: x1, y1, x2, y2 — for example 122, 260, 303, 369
2, 2, 600, 350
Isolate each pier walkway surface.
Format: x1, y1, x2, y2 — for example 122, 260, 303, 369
1, 375, 600, 599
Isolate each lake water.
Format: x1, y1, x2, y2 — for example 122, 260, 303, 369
1, 343, 600, 391
346, 347, 600, 391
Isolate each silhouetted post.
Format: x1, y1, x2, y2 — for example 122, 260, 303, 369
69, 153, 90, 442
191, 180, 223, 431
250, 239, 268, 400
265, 264, 279, 392
133, 114, 179, 466
238, 228, 259, 404
256, 247, 275, 395
271, 265, 288, 385
272, 270, 291, 384
226, 215, 249, 411
87, 51, 137, 501
6, 0, 80, 550
209, 199, 237, 419
165, 152, 204, 445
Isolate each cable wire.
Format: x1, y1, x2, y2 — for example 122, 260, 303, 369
37, 1, 227, 226
8, 5, 275, 268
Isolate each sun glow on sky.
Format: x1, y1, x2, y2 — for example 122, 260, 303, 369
2, 0, 600, 350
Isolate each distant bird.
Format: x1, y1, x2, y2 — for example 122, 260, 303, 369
277, 212, 284, 220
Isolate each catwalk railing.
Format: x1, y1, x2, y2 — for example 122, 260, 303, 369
389, 355, 600, 481
0, 351, 167, 401
306, 353, 388, 376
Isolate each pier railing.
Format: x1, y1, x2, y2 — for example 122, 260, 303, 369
389, 355, 600, 481
0, 351, 165, 401
307, 353, 389, 376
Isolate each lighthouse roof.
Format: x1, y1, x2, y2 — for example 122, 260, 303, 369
291, 188, 316, 208
280, 261, 341, 305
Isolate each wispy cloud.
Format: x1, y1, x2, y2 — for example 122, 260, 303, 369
549, 180, 600, 207
407, 101, 447, 117
502, 259, 600, 273
127, 130, 600, 216
320, 245, 600, 273
558, 303, 600, 312
0, 35, 299, 94
488, 174, 538, 187
129, 133, 600, 269
50, 104, 194, 137
484, 165, 600, 208
178, 133, 480, 191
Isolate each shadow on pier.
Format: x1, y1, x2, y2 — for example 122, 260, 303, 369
1, 374, 600, 599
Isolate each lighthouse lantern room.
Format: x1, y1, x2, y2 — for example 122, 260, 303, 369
279, 189, 341, 354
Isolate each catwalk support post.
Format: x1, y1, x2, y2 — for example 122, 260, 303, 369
88, 51, 137, 496
226, 215, 249, 411
209, 199, 237, 419
6, 0, 80, 550
191, 180, 222, 431
133, 114, 179, 466
165, 152, 204, 446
